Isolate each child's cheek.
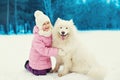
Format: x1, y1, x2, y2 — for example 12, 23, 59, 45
42, 26, 46, 31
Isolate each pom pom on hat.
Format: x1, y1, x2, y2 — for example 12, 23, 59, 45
34, 10, 50, 29
34, 10, 44, 18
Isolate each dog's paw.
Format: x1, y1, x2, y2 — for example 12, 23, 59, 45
58, 73, 63, 77
51, 69, 58, 73
58, 49, 66, 56
58, 72, 65, 77
49, 69, 54, 73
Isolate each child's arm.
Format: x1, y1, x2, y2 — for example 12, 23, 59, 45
33, 38, 58, 57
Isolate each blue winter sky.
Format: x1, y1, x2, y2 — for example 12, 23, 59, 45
0, 0, 120, 35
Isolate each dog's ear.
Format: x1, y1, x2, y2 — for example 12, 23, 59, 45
70, 19, 73, 23
69, 19, 74, 25
57, 17, 61, 21
56, 18, 61, 22
54, 18, 61, 26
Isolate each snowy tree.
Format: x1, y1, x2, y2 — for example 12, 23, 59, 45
14, 0, 17, 34
43, 0, 54, 23
1, 0, 120, 35
6, 0, 9, 34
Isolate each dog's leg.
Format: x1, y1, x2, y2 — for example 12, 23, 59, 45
52, 56, 62, 73
58, 56, 72, 77
52, 63, 60, 72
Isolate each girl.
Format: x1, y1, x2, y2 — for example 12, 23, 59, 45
24, 10, 64, 76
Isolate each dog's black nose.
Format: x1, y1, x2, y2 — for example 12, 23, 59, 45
61, 31, 65, 35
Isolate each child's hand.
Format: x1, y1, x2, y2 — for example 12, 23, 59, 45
58, 49, 66, 56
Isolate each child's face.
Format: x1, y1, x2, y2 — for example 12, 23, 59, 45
42, 21, 51, 31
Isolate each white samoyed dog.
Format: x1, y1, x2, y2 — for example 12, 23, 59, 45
52, 18, 106, 80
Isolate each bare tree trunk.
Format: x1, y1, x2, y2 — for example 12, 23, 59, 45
43, 0, 53, 23
14, 0, 17, 34
6, 0, 9, 34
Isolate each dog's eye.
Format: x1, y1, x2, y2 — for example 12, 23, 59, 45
60, 27, 62, 29
66, 27, 68, 29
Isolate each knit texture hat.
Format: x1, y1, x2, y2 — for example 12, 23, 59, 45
34, 10, 50, 29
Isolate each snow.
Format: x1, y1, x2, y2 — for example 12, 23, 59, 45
0, 30, 120, 80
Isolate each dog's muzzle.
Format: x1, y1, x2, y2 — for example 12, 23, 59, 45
60, 31, 68, 40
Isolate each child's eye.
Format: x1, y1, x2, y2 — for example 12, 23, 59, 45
60, 27, 62, 29
43, 23, 46, 26
47, 22, 49, 24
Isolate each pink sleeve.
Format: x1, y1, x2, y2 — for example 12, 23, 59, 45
33, 26, 39, 34
33, 37, 58, 57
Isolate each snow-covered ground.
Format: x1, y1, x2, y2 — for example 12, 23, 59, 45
0, 30, 120, 80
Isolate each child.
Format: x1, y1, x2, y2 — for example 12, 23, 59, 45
24, 10, 64, 76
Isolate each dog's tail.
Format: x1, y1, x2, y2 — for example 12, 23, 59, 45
87, 65, 107, 80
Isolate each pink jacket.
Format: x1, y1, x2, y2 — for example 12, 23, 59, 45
29, 26, 58, 70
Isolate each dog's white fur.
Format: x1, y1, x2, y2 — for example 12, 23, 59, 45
52, 18, 106, 80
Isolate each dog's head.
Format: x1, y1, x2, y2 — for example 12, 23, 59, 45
53, 18, 77, 40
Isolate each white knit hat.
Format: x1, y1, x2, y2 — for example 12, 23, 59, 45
34, 10, 50, 29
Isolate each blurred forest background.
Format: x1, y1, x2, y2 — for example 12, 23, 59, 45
0, 0, 120, 35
